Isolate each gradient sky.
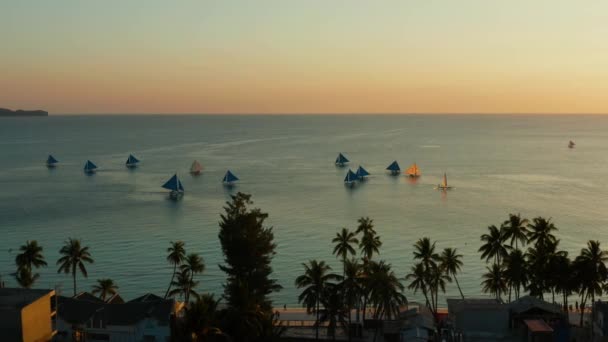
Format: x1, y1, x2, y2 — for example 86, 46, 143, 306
1, 1, 608, 114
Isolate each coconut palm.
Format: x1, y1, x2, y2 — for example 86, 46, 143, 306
406, 263, 432, 313
479, 225, 511, 265
503, 249, 527, 300
182, 294, 224, 340
575, 240, 608, 326
359, 233, 382, 262
332, 228, 358, 277
440, 248, 464, 299
481, 263, 507, 301
318, 283, 349, 341
526, 217, 557, 249
164, 241, 186, 299
15, 240, 47, 272
181, 253, 205, 303
169, 268, 199, 301
92, 278, 118, 301
15, 268, 39, 289
56, 238, 94, 296
413, 237, 439, 268
502, 213, 529, 249
340, 258, 361, 339
295, 260, 339, 341
355, 217, 376, 236
367, 261, 406, 320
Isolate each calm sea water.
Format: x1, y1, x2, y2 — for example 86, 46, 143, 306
1, 115, 607, 306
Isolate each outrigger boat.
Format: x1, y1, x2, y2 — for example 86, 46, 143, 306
355, 166, 370, 180
46, 155, 58, 168
436, 173, 452, 190
335, 153, 349, 167
344, 169, 358, 186
405, 163, 421, 177
190, 160, 203, 175
125, 154, 140, 168
222, 170, 239, 186
162, 174, 184, 199
386, 161, 401, 175
83, 160, 98, 174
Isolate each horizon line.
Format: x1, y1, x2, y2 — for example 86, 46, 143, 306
46, 112, 608, 116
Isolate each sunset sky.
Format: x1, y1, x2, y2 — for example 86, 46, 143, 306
1, 1, 608, 114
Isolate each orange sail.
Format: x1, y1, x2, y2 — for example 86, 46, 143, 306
405, 163, 421, 177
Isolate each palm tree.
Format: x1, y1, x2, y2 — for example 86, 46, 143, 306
575, 240, 608, 326
355, 217, 376, 236
319, 283, 349, 341
169, 268, 199, 301
367, 261, 406, 320
295, 260, 339, 341
332, 228, 358, 277
406, 263, 432, 313
481, 263, 507, 301
182, 294, 224, 340
15, 240, 47, 272
413, 237, 439, 268
92, 278, 118, 301
527, 217, 557, 249
440, 248, 464, 299
15, 268, 39, 288
479, 225, 511, 265
502, 213, 529, 249
56, 238, 94, 296
359, 233, 382, 262
504, 249, 527, 300
181, 253, 205, 303
340, 258, 361, 339
164, 241, 186, 299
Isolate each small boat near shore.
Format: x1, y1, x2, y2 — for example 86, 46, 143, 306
83, 160, 98, 174
386, 161, 401, 175
190, 160, 203, 175
335, 153, 349, 167
126, 154, 140, 168
162, 174, 184, 199
436, 173, 452, 190
46, 155, 58, 168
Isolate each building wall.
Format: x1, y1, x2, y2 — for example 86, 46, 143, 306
20, 292, 54, 342
455, 309, 509, 337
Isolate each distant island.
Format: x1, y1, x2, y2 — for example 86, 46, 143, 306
0, 107, 48, 117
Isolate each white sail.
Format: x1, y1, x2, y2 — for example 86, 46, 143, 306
190, 160, 202, 174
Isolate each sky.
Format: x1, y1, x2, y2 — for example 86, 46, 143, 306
1, 1, 608, 114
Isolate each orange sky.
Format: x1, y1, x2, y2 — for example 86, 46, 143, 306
1, 1, 608, 114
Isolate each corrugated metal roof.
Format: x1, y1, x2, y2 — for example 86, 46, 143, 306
524, 319, 553, 333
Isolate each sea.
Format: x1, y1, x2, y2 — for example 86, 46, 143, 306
1, 114, 607, 306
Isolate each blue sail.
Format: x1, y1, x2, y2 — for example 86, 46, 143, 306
126, 154, 140, 165
356, 166, 370, 178
162, 174, 184, 192
47, 155, 58, 165
84, 160, 97, 171
335, 153, 349, 164
344, 169, 358, 183
223, 170, 239, 183
386, 161, 400, 172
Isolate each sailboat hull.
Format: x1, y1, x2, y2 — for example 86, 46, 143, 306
46, 164, 57, 168
126, 163, 138, 168
84, 169, 96, 174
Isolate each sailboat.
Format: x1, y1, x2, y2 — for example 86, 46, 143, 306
344, 169, 358, 186
386, 161, 401, 175
436, 173, 453, 190
222, 170, 239, 185
46, 155, 58, 168
335, 153, 349, 167
162, 174, 184, 199
190, 160, 203, 175
568, 140, 575, 149
405, 163, 421, 177
355, 166, 370, 180
125, 154, 140, 168
83, 160, 98, 174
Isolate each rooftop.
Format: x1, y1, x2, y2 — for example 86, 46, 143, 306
0, 288, 54, 311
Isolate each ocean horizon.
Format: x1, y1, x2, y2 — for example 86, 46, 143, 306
1, 114, 607, 306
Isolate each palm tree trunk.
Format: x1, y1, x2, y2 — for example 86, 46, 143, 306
454, 276, 464, 299
73, 272, 77, 296
164, 264, 177, 299
580, 291, 588, 327
316, 297, 320, 341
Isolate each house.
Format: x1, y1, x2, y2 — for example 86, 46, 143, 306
508, 296, 567, 342
0, 288, 57, 342
447, 298, 510, 341
56, 292, 179, 342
